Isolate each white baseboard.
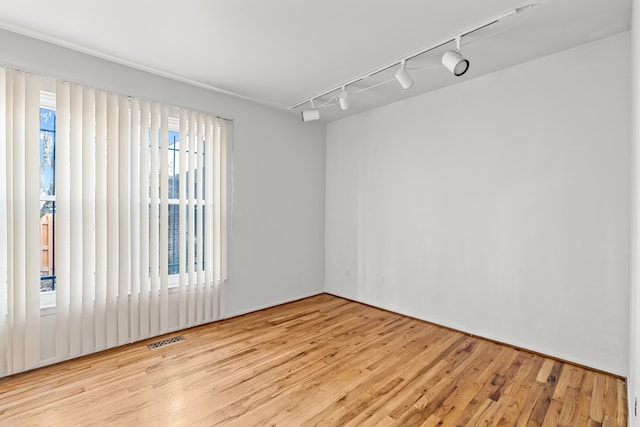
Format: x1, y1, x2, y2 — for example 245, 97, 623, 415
223, 290, 325, 320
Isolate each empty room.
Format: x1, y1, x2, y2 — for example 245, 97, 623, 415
0, 0, 639, 426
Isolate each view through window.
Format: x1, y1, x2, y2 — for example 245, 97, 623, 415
39, 107, 56, 291
38, 103, 200, 292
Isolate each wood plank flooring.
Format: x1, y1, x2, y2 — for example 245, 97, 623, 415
0, 293, 627, 426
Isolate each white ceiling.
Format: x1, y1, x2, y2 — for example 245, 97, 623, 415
0, 0, 632, 122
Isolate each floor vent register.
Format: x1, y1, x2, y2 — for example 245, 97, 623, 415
147, 335, 185, 349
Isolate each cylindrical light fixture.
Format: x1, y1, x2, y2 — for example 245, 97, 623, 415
394, 61, 414, 89
338, 87, 350, 111
442, 50, 469, 76
442, 36, 469, 76
302, 99, 320, 122
301, 109, 320, 122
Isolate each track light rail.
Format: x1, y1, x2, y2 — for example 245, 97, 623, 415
291, 5, 536, 111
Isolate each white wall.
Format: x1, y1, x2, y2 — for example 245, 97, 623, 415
0, 29, 326, 361
326, 32, 631, 375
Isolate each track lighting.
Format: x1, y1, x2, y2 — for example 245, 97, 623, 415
338, 87, 350, 110
291, 5, 536, 119
442, 36, 469, 76
394, 61, 414, 90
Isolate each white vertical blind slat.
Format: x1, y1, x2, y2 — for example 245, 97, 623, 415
11, 72, 26, 373
139, 102, 150, 339
81, 87, 96, 355
212, 121, 222, 320
220, 120, 228, 292
204, 117, 214, 322
0, 69, 7, 376
159, 107, 169, 332
188, 111, 196, 326
3, 70, 14, 375
130, 100, 140, 341
24, 74, 40, 369
149, 104, 160, 336
196, 116, 205, 324
117, 95, 130, 345
55, 81, 71, 360
178, 110, 187, 328
94, 91, 108, 351
69, 85, 83, 357
106, 93, 119, 348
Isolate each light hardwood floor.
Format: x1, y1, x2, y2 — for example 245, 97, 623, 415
0, 294, 627, 426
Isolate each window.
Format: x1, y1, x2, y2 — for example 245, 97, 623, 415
39, 106, 56, 292
37, 107, 208, 292
1, 69, 229, 375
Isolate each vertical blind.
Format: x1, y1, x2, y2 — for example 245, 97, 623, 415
0, 69, 228, 376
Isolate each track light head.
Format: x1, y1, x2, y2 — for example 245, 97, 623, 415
338, 88, 350, 111
442, 50, 469, 76
301, 109, 320, 122
394, 63, 414, 89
